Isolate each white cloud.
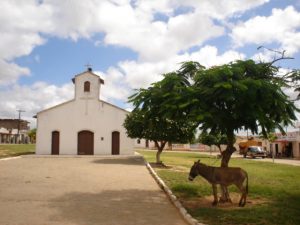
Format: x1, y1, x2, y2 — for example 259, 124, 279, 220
94, 68, 130, 102
102, 7, 224, 61
0, 0, 270, 85
252, 50, 275, 63
1, 0, 298, 123
188, 45, 245, 66
117, 45, 245, 89
0, 82, 74, 127
0, 60, 30, 85
181, 0, 269, 19
119, 60, 165, 88
231, 6, 300, 55
98, 45, 245, 109
0, 0, 52, 84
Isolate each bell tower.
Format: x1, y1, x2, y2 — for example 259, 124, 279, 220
72, 67, 104, 100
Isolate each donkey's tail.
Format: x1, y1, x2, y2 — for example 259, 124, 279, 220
245, 172, 249, 194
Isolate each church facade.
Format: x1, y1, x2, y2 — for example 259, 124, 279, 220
36, 68, 134, 155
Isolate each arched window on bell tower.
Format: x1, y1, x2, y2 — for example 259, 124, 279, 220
84, 81, 90, 92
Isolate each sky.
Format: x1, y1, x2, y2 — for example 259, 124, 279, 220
1, 0, 300, 130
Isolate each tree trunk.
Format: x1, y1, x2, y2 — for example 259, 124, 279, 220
156, 149, 163, 164
221, 148, 234, 167
221, 132, 236, 167
219, 132, 236, 203
217, 145, 222, 155
168, 142, 172, 150
155, 141, 167, 164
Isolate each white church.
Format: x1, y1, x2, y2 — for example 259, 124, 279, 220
35, 68, 134, 155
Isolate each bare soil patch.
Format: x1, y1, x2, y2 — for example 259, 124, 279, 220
181, 193, 269, 210
149, 162, 172, 169
170, 165, 189, 172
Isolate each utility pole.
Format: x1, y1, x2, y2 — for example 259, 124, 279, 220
17, 109, 25, 143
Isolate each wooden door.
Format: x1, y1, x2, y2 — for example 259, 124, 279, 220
112, 131, 120, 155
78, 130, 94, 155
51, 131, 59, 155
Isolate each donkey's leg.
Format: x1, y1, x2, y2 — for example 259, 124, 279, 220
219, 185, 232, 203
212, 184, 218, 206
224, 186, 232, 203
242, 190, 247, 206
219, 185, 226, 203
237, 184, 246, 207
241, 185, 247, 207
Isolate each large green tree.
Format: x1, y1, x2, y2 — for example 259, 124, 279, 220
178, 58, 299, 167
124, 52, 299, 203
164, 56, 299, 203
124, 72, 197, 164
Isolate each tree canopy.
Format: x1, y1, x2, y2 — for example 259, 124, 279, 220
124, 55, 299, 167
141, 58, 299, 166
170, 59, 299, 166
124, 72, 197, 163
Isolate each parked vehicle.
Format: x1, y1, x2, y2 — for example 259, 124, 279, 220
239, 139, 261, 155
244, 146, 267, 158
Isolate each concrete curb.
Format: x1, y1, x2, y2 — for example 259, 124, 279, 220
0, 156, 22, 161
145, 162, 206, 225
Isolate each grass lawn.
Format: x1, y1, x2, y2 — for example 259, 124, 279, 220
0, 144, 35, 158
138, 150, 300, 225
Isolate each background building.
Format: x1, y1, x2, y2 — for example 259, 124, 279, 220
269, 131, 300, 158
0, 119, 30, 143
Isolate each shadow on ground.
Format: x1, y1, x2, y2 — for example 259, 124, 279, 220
48, 189, 185, 225
92, 157, 145, 165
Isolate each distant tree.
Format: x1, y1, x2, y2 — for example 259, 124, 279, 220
259, 132, 277, 143
189, 131, 198, 144
198, 131, 229, 154
124, 72, 197, 164
28, 128, 36, 143
198, 132, 215, 148
266, 133, 277, 143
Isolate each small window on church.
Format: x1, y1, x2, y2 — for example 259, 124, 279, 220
84, 81, 90, 92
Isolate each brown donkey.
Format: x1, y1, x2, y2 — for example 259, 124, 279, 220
188, 160, 248, 207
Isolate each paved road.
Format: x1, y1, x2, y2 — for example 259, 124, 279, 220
160, 150, 300, 166
248, 157, 300, 166
0, 155, 188, 225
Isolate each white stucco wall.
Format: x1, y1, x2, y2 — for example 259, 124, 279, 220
36, 71, 134, 155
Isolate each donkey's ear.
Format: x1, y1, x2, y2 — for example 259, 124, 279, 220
197, 160, 200, 163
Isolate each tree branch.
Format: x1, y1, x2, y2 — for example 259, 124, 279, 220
257, 46, 294, 65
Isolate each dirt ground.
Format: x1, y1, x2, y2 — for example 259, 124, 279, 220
0, 155, 188, 225
181, 193, 269, 210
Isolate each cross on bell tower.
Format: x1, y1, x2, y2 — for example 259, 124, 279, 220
85, 63, 93, 72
